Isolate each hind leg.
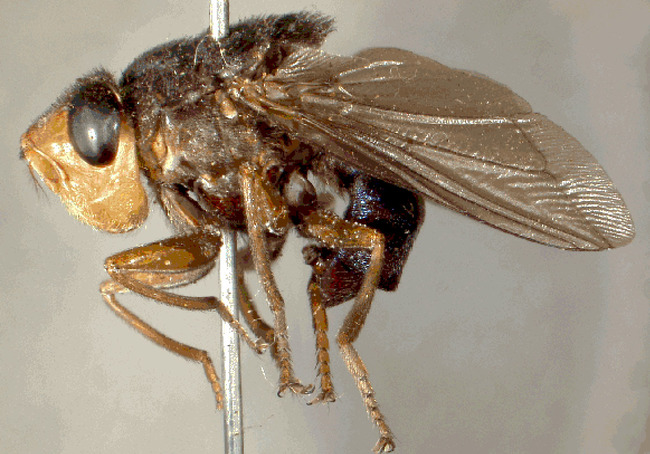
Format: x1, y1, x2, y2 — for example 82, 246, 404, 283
300, 209, 395, 453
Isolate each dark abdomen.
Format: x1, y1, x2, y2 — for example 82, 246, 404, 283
308, 172, 425, 307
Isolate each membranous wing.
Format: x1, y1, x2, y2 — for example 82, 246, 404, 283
237, 47, 635, 250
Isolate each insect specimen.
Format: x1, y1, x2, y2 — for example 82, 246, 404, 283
20, 12, 635, 453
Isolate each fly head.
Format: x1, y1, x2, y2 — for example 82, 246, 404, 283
20, 70, 148, 233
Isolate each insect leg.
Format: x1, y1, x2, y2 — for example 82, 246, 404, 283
237, 269, 274, 346
101, 280, 224, 409
104, 234, 265, 352
306, 277, 336, 404
236, 239, 284, 349
300, 210, 395, 453
100, 234, 268, 408
238, 268, 303, 390
239, 162, 314, 395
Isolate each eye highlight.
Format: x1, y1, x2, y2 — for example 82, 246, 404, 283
68, 82, 121, 166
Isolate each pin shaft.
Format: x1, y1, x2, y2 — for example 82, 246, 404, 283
210, 3, 241, 453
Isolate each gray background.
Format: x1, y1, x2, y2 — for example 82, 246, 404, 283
2, 1, 649, 453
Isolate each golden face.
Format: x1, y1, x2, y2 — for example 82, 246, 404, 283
20, 77, 148, 233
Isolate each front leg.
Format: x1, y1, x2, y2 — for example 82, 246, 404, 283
239, 162, 313, 396
101, 233, 266, 409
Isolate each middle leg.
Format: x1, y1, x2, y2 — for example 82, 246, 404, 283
239, 162, 313, 395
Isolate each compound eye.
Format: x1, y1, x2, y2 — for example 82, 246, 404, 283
69, 83, 121, 166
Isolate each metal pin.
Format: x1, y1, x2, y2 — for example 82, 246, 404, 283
209, 0, 229, 40
209, 3, 241, 453
219, 229, 243, 454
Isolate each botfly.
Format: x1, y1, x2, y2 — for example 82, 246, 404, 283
20, 12, 635, 453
